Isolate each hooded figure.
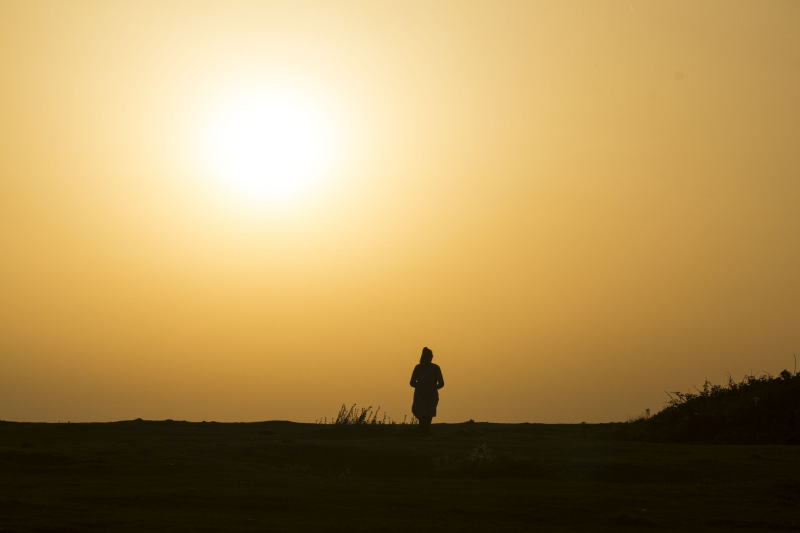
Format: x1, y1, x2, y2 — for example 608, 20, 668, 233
410, 347, 444, 435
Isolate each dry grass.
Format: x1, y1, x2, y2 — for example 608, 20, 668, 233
315, 404, 417, 437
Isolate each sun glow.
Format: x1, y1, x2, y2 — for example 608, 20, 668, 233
203, 88, 336, 205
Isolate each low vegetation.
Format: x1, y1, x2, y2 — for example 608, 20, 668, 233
432, 442, 546, 478
620, 368, 800, 444
315, 404, 416, 436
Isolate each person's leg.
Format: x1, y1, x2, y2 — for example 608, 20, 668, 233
419, 416, 432, 435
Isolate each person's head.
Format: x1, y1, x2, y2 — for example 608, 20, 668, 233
420, 347, 433, 364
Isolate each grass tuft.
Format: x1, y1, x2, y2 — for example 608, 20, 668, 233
433, 442, 545, 478
316, 404, 416, 436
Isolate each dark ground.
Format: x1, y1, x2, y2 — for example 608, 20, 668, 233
1, 420, 798, 532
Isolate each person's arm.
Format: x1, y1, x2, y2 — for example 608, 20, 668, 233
435, 366, 444, 390
410, 366, 418, 388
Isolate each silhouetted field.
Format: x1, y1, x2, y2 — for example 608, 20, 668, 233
1, 420, 798, 532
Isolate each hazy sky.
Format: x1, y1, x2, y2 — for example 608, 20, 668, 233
2, 1, 799, 423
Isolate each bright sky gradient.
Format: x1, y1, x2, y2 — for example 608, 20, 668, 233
2, 1, 799, 423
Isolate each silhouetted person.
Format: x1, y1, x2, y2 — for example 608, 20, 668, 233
410, 347, 444, 436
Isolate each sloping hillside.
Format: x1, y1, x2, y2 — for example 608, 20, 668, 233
623, 370, 800, 444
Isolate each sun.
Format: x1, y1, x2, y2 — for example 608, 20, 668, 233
202, 88, 335, 205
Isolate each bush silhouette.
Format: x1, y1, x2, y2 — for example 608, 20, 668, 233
621, 369, 800, 444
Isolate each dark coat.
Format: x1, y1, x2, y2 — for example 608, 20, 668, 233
410, 363, 444, 418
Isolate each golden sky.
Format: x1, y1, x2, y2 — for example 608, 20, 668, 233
2, 1, 799, 423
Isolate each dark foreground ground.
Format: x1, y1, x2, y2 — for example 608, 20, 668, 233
1, 420, 798, 532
